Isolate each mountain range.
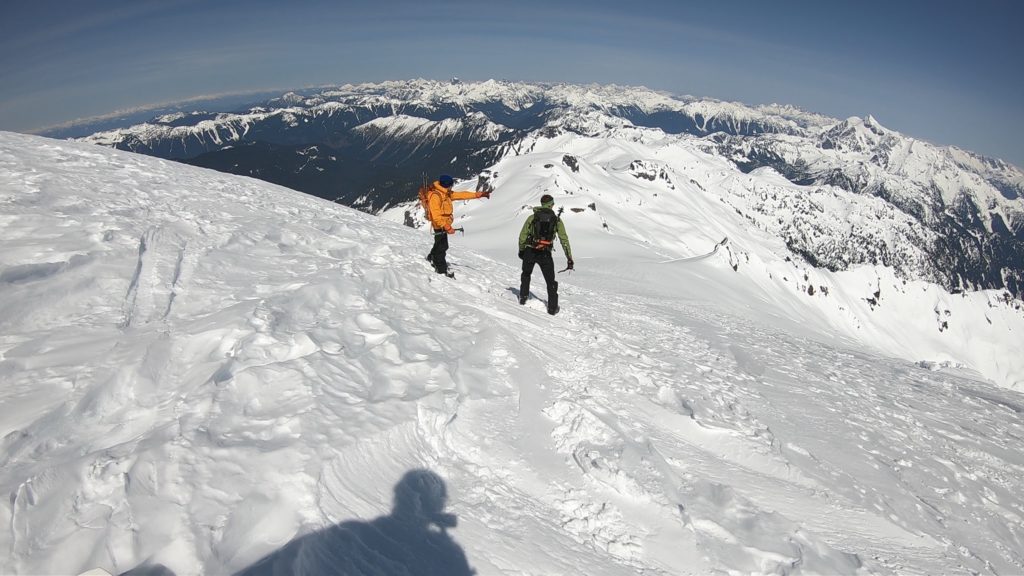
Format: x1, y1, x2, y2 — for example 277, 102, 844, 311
73, 79, 1023, 300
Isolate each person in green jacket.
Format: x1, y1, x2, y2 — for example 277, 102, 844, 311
518, 194, 573, 315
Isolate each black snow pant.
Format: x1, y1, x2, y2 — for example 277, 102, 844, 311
427, 229, 449, 274
521, 248, 558, 314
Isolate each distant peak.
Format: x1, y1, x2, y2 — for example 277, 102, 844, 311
836, 114, 889, 137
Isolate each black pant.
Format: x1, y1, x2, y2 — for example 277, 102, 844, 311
521, 248, 558, 312
427, 229, 449, 274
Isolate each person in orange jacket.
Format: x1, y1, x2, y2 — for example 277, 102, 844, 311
425, 174, 490, 277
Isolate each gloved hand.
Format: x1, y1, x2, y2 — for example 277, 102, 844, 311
445, 226, 456, 235
479, 191, 491, 199
567, 258, 574, 270
518, 249, 524, 260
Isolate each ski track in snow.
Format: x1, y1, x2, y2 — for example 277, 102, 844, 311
1, 134, 1023, 575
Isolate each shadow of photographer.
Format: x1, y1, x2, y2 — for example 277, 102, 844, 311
235, 469, 474, 576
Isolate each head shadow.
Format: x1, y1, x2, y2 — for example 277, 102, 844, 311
235, 469, 473, 576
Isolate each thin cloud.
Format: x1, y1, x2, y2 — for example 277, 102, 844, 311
0, 0, 203, 54
28, 86, 306, 133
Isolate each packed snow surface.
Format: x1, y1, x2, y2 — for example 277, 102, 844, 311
2, 132, 1023, 575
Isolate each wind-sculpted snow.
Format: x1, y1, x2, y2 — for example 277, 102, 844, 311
3, 132, 1023, 575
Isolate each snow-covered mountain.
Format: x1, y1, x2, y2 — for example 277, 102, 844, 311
712, 115, 1023, 297
3, 131, 1024, 575
383, 125, 1024, 391
72, 80, 1024, 302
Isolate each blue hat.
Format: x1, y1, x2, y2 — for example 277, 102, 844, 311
438, 174, 455, 188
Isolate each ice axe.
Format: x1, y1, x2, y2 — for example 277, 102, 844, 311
434, 227, 465, 237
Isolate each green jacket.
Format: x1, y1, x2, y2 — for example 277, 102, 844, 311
518, 204, 572, 258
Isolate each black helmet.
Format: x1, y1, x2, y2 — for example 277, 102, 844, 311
438, 174, 455, 188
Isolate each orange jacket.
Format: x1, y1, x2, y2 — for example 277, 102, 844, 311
426, 181, 487, 231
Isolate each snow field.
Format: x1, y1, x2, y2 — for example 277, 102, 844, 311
440, 130, 1024, 391
1, 132, 1023, 575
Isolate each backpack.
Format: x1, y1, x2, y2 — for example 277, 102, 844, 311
529, 208, 559, 250
418, 184, 436, 221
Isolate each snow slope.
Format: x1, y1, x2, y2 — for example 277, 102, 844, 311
2, 132, 1023, 575
388, 127, 1024, 392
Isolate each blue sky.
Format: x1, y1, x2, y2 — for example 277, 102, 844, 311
1, 0, 1022, 167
